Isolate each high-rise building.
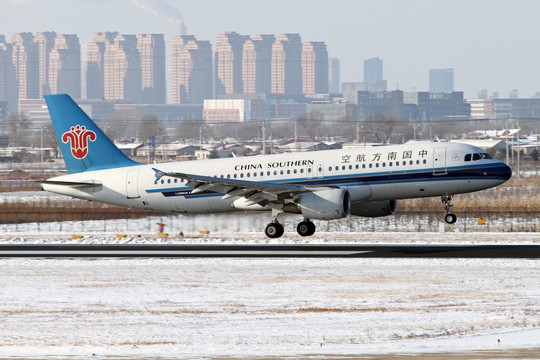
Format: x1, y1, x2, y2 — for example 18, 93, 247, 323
242, 34, 275, 94
429, 68, 454, 93
0, 36, 17, 115
104, 34, 141, 102
302, 41, 328, 95
11, 32, 39, 100
34, 31, 57, 97
364, 57, 382, 83
271, 33, 302, 95
363, 57, 386, 92
328, 57, 340, 93
48, 34, 81, 98
137, 34, 166, 104
215, 32, 247, 96
86, 32, 118, 99
171, 34, 212, 104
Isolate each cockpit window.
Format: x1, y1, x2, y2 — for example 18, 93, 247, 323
480, 153, 492, 159
465, 153, 492, 162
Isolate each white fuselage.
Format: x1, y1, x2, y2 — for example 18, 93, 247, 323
42, 142, 511, 214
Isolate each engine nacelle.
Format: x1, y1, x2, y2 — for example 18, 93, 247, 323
285, 188, 350, 220
350, 200, 397, 217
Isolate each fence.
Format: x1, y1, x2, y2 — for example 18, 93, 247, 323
0, 212, 538, 234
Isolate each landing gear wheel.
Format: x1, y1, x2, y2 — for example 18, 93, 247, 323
265, 222, 284, 238
441, 195, 457, 224
297, 220, 316, 237
444, 213, 457, 224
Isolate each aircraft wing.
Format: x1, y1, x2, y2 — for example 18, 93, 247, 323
153, 168, 329, 206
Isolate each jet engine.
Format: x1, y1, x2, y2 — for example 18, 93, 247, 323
350, 200, 397, 217
285, 188, 351, 220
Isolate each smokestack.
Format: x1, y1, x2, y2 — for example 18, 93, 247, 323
179, 22, 187, 35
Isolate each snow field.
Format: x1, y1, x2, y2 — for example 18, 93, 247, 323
0, 256, 539, 358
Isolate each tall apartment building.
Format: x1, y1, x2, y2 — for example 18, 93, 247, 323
271, 33, 302, 95
48, 34, 81, 98
11, 32, 39, 100
86, 32, 118, 99
171, 34, 212, 104
301, 41, 328, 95
104, 34, 141, 102
0, 36, 17, 115
34, 31, 57, 97
137, 34, 166, 104
429, 68, 454, 93
215, 32, 247, 96
328, 57, 340, 93
242, 34, 274, 94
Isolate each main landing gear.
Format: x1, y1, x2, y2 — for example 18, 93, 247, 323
441, 195, 457, 224
264, 210, 316, 238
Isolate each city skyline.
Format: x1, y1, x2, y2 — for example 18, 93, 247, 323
1, 0, 540, 99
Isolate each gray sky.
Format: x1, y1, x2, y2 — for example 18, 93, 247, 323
2, 0, 539, 98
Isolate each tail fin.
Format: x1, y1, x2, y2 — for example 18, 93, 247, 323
45, 94, 139, 174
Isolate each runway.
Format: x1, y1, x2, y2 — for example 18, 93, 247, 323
0, 243, 538, 258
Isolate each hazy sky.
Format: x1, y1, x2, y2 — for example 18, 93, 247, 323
2, 0, 540, 98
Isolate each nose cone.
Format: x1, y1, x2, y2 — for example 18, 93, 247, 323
495, 162, 513, 183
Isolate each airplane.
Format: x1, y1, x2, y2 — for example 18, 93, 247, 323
40, 94, 512, 238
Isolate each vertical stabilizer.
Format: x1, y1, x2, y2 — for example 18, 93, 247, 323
45, 94, 139, 174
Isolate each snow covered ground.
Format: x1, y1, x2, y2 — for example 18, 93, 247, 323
0, 232, 539, 359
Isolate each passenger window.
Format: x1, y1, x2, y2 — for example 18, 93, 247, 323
328, 166, 332, 171
464, 154, 472, 162
369, 163, 373, 168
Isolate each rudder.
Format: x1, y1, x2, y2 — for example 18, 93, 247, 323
45, 93, 139, 174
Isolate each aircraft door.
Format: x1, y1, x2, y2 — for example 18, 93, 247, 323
126, 170, 140, 198
433, 147, 447, 175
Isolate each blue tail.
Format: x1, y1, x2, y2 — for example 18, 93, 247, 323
44, 94, 140, 174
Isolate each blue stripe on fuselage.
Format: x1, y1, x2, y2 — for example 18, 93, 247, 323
145, 163, 511, 198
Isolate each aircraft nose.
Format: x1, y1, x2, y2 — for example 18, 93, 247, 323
497, 162, 513, 182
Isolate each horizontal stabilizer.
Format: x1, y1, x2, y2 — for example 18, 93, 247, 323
34, 179, 102, 188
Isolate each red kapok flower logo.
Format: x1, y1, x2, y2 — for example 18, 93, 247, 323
61, 125, 97, 159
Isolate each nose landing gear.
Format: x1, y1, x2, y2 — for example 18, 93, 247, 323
441, 195, 457, 224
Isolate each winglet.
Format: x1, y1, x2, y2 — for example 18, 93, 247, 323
152, 168, 167, 182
